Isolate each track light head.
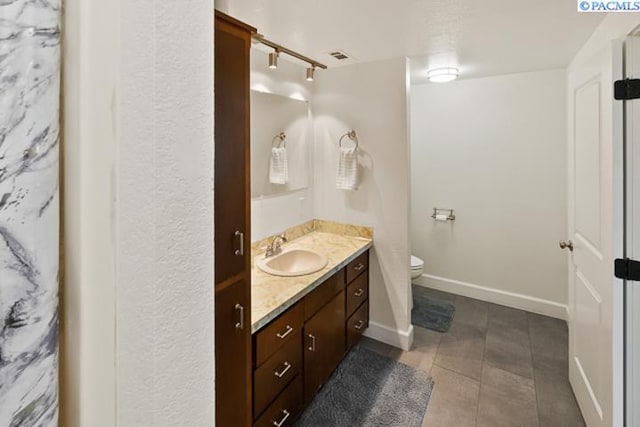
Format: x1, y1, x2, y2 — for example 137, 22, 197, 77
306, 66, 315, 82
268, 50, 279, 69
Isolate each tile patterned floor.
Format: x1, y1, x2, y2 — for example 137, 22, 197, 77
359, 288, 586, 427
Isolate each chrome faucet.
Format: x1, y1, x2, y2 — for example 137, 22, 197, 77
265, 234, 287, 258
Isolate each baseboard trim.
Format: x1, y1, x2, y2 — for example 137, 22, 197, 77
363, 321, 414, 351
418, 274, 569, 321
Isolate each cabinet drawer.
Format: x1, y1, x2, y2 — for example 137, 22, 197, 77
347, 300, 369, 350
304, 269, 345, 321
346, 251, 368, 284
255, 302, 304, 367
346, 272, 368, 317
254, 332, 302, 417
254, 375, 303, 427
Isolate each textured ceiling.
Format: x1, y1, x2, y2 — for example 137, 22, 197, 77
226, 0, 605, 83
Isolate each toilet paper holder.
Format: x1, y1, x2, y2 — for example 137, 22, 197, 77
431, 208, 456, 221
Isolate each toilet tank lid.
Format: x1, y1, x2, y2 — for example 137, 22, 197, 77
411, 255, 424, 268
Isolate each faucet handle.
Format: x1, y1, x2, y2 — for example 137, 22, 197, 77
264, 245, 273, 257
274, 239, 283, 251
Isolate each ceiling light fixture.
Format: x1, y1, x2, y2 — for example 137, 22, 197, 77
306, 66, 315, 82
427, 67, 459, 83
268, 50, 279, 69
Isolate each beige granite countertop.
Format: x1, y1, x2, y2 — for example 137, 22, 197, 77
251, 229, 372, 333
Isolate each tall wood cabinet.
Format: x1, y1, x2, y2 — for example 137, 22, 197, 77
214, 11, 256, 427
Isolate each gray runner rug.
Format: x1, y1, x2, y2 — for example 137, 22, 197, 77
294, 345, 434, 427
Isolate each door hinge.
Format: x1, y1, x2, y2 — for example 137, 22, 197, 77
614, 79, 640, 100
614, 258, 640, 281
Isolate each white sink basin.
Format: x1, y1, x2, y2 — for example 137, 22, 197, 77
256, 249, 328, 277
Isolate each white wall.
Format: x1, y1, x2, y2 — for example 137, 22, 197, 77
250, 49, 315, 240
314, 58, 413, 349
410, 69, 568, 318
62, 1, 214, 426
116, 1, 214, 425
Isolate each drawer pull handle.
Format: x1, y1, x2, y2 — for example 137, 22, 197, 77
308, 334, 316, 352
234, 304, 244, 330
274, 361, 292, 378
354, 263, 365, 271
272, 409, 290, 427
354, 288, 365, 297
234, 230, 244, 256
354, 320, 365, 330
276, 325, 293, 339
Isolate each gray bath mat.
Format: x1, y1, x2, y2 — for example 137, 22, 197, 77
412, 285, 456, 332
294, 346, 434, 427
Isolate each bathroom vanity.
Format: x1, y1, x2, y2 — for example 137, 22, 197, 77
251, 224, 372, 426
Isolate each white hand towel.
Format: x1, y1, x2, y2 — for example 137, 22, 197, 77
336, 146, 358, 190
269, 146, 288, 184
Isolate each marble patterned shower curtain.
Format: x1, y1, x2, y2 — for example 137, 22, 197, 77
0, 0, 61, 425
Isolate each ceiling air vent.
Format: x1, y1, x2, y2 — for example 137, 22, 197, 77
329, 50, 350, 61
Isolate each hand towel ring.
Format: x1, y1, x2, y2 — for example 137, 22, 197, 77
339, 130, 358, 149
272, 132, 286, 148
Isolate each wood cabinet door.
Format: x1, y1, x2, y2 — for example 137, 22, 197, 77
214, 16, 251, 284
215, 278, 251, 427
303, 291, 346, 404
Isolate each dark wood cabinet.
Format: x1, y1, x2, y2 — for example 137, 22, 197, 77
214, 11, 256, 427
346, 251, 368, 284
255, 302, 304, 367
346, 271, 368, 317
347, 299, 369, 350
214, 12, 253, 285
254, 376, 303, 427
304, 270, 345, 321
251, 249, 370, 425
215, 278, 251, 426
303, 291, 346, 404
253, 332, 302, 416
345, 251, 369, 351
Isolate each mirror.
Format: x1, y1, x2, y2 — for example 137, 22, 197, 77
250, 90, 311, 197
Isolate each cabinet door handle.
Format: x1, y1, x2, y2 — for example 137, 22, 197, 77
307, 334, 316, 352
234, 230, 244, 256
354, 320, 364, 330
234, 303, 244, 330
276, 325, 293, 339
354, 263, 365, 271
274, 361, 292, 378
272, 409, 290, 427
354, 288, 364, 297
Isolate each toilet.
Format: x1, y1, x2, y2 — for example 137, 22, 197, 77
411, 255, 424, 280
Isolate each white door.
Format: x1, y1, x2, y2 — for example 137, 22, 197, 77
625, 35, 640, 427
566, 40, 624, 427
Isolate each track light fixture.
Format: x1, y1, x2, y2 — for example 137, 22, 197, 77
255, 34, 326, 83
268, 50, 279, 69
306, 66, 315, 82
